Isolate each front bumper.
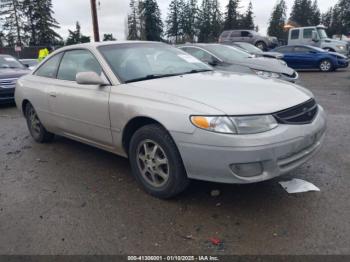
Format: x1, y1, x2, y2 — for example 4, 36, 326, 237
0, 87, 15, 103
172, 106, 327, 184
336, 59, 349, 68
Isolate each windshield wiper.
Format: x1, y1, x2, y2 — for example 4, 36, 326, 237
124, 73, 182, 83
182, 69, 213, 75
124, 69, 213, 84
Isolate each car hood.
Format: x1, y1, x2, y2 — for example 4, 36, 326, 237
325, 38, 348, 45
0, 68, 30, 79
228, 57, 294, 76
128, 71, 312, 115
255, 52, 284, 59
329, 52, 348, 59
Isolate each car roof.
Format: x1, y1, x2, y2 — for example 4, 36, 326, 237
57, 40, 163, 50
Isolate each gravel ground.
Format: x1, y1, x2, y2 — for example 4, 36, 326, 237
0, 68, 349, 255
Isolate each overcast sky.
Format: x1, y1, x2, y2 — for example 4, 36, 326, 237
52, 0, 332, 40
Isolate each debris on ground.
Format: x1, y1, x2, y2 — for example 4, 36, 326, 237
210, 190, 220, 197
279, 178, 320, 194
36, 158, 48, 163
216, 202, 221, 207
209, 237, 221, 245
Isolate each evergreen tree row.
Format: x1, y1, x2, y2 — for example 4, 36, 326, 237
127, 0, 256, 43
0, 0, 61, 47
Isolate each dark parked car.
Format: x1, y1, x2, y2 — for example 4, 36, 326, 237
218, 30, 279, 51
0, 55, 30, 104
228, 42, 284, 59
272, 45, 349, 72
19, 59, 39, 70
178, 44, 299, 83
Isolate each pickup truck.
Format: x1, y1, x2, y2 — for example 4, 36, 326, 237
288, 25, 349, 56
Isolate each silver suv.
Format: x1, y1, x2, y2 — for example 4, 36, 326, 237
219, 30, 278, 51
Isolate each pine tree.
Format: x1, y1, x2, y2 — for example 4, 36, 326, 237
210, 0, 222, 41
128, 0, 140, 40
336, 0, 350, 35
182, 0, 198, 42
103, 34, 116, 41
66, 22, 90, 45
141, 0, 163, 41
197, 0, 211, 42
23, 0, 62, 46
240, 1, 254, 30
310, 0, 321, 25
0, 0, 26, 46
166, 0, 185, 43
321, 8, 335, 36
289, 0, 314, 26
267, 0, 287, 40
224, 0, 240, 30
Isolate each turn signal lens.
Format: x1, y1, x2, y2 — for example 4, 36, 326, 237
191, 116, 210, 129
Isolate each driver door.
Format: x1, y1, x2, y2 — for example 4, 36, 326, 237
48, 49, 113, 147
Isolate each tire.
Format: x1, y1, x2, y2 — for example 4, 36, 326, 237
323, 48, 334, 52
129, 124, 189, 199
25, 103, 55, 143
255, 41, 267, 51
319, 59, 334, 72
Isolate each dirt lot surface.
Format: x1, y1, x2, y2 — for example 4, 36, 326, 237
0, 68, 350, 255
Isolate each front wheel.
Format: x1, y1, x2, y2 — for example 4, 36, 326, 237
129, 124, 189, 199
25, 103, 55, 143
319, 59, 334, 72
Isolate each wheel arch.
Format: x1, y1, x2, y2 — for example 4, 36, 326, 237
21, 99, 31, 115
122, 116, 170, 155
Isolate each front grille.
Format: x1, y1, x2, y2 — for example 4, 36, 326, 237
0, 78, 18, 89
282, 71, 298, 79
273, 99, 318, 125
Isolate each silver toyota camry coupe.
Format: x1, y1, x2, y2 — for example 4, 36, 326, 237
15, 41, 327, 198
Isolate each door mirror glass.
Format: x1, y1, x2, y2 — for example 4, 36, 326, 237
76, 72, 106, 85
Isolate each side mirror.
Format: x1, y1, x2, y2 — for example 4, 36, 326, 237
76, 72, 107, 86
312, 31, 319, 42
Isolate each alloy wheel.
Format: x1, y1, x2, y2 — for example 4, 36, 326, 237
136, 139, 170, 188
320, 60, 332, 72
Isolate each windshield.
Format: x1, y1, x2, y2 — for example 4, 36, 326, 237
204, 44, 252, 62
0, 56, 25, 69
98, 43, 212, 83
317, 28, 328, 39
236, 43, 263, 53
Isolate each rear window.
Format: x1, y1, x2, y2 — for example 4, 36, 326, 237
220, 31, 231, 38
291, 30, 300, 40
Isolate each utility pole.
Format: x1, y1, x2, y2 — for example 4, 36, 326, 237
90, 0, 100, 42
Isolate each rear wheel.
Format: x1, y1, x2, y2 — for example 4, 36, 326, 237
319, 59, 334, 72
255, 41, 267, 51
25, 103, 55, 143
129, 124, 189, 199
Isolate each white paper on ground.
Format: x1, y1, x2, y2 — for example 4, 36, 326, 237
279, 178, 320, 194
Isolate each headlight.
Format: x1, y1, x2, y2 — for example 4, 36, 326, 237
190, 115, 278, 134
336, 45, 345, 50
254, 70, 280, 79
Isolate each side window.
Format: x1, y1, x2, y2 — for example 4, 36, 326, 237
35, 53, 63, 78
220, 31, 230, 38
276, 46, 294, 53
291, 29, 300, 40
57, 50, 102, 81
185, 48, 213, 63
230, 31, 240, 37
294, 46, 311, 53
241, 31, 251, 37
303, 29, 315, 39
